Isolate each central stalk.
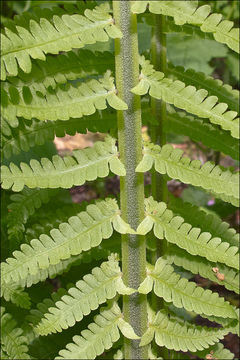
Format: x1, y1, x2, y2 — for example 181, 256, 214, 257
113, 1, 148, 359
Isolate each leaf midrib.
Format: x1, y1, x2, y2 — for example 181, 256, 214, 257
2, 18, 111, 57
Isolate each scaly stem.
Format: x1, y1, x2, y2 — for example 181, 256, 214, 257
113, 1, 148, 359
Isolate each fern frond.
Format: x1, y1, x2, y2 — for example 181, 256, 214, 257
167, 63, 239, 112
1, 136, 126, 192
1, 3, 121, 80
55, 302, 121, 360
136, 143, 239, 206
6, 49, 115, 96
0, 281, 31, 309
166, 244, 239, 294
139, 258, 237, 318
2, 71, 127, 124
168, 196, 239, 248
1, 113, 117, 159
131, 1, 240, 53
165, 108, 239, 160
132, 57, 239, 138
140, 309, 228, 351
7, 188, 57, 246
137, 197, 239, 270
1, 307, 30, 359
1, 198, 133, 284
35, 255, 134, 336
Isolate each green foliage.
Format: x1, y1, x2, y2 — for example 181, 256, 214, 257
1, 3, 121, 80
7, 187, 57, 247
1, 307, 30, 359
136, 143, 239, 206
1, 198, 133, 284
167, 63, 239, 112
1, 281, 31, 309
1, 71, 127, 124
140, 309, 228, 351
131, 1, 240, 53
166, 244, 239, 294
35, 256, 134, 336
132, 57, 239, 138
54, 302, 135, 360
1, 136, 125, 191
2, 112, 117, 160
139, 258, 237, 318
165, 107, 239, 160
137, 197, 239, 269
1, 1, 239, 359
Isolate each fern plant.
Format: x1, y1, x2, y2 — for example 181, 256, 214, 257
1, 1, 239, 359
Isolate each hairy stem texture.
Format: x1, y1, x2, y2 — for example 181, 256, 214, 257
113, 1, 148, 359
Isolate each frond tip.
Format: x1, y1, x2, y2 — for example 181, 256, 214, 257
1, 136, 126, 192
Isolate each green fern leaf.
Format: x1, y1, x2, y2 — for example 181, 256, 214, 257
168, 196, 239, 248
55, 302, 121, 360
137, 197, 239, 270
2, 71, 127, 124
6, 49, 115, 96
1, 198, 132, 284
1, 113, 117, 159
1, 136, 125, 192
132, 57, 239, 138
139, 258, 237, 318
1, 307, 30, 359
0, 281, 31, 309
131, 1, 240, 53
165, 108, 239, 160
166, 244, 239, 294
136, 143, 239, 206
35, 255, 134, 336
167, 63, 239, 112
140, 309, 228, 352
1, 3, 121, 80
